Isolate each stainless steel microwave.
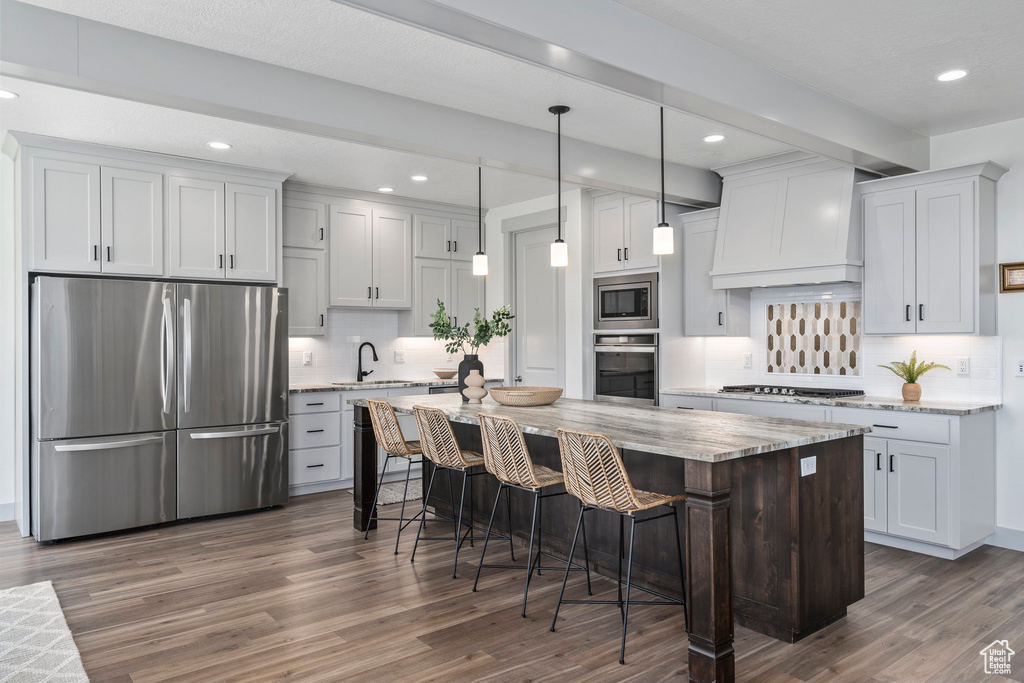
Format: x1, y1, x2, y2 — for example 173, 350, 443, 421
594, 272, 658, 330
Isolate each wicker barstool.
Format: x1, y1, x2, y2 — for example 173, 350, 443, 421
410, 405, 490, 578
363, 399, 425, 554
472, 414, 592, 617
552, 427, 688, 665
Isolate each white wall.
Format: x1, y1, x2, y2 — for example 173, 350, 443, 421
0, 151, 15, 521
932, 117, 1024, 536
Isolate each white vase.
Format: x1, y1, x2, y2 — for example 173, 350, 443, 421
463, 370, 487, 404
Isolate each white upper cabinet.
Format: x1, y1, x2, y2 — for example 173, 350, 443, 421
623, 196, 659, 270
226, 183, 277, 281
414, 214, 479, 261
31, 158, 101, 273
168, 176, 226, 280
282, 197, 326, 250
451, 260, 484, 327
408, 259, 451, 336
329, 203, 411, 309
451, 218, 479, 262
593, 196, 625, 273
372, 209, 413, 308
593, 194, 660, 273
283, 247, 327, 336
100, 167, 163, 276
860, 163, 1004, 335
681, 209, 750, 337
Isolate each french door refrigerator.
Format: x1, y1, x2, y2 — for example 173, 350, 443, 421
31, 276, 288, 542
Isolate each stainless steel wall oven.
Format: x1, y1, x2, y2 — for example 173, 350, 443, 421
594, 333, 659, 406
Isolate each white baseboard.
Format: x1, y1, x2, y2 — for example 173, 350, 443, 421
0, 502, 13, 522
986, 526, 1024, 553
865, 531, 986, 560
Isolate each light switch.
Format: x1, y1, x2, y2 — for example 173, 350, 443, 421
743, 353, 752, 369
302, 351, 312, 366
1016, 359, 1024, 377
800, 456, 817, 477
394, 349, 406, 363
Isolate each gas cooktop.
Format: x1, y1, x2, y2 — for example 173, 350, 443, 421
719, 384, 865, 399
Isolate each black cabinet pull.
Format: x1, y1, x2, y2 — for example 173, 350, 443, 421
453, 240, 457, 252
906, 304, 911, 322
306, 463, 324, 469
617, 248, 622, 262
453, 316, 457, 327
889, 454, 895, 473
219, 254, 224, 269
876, 452, 882, 471
718, 312, 724, 326
306, 402, 324, 406
367, 286, 372, 299
375, 287, 379, 299
919, 304, 924, 321
229, 254, 234, 269
320, 314, 324, 327
447, 240, 451, 252
677, 406, 694, 410
106, 246, 112, 262
93, 245, 99, 261
307, 429, 324, 433
319, 227, 324, 241
872, 424, 898, 430
624, 247, 629, 260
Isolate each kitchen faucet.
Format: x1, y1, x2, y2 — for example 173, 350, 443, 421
357, 341, 378, 382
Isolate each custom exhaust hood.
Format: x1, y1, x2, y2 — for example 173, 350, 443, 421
709, 152, 879, 289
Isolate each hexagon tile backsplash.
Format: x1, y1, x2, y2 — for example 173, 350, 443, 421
766, 301, 861, 375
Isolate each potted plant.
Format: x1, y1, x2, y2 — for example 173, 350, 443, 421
430, 300, 513, 402
878, 351, 951, 402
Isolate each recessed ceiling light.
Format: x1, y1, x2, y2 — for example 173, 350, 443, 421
410, 175, 428, 182
0, 90, 19, 99
378, 187, 394, 193
207, 141, 232, 150
702, 134, 726, 143
936, 69, 968, 82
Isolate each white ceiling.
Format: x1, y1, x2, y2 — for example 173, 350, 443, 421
614, 0, 1024, 136
14, 0, 791, 167
0, 77, 572, 208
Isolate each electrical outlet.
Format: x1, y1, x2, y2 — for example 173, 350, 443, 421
743, 353, 752, 369
800, 456, 817, 477
394, 349, 406, 363
956, 357, 969, 375
302, 351, 312, 366
1016, 358, 1024, 377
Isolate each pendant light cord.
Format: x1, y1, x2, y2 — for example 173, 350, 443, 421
557, 110, 562, 241
660, 107, 666, 224
478, 166, 482, 247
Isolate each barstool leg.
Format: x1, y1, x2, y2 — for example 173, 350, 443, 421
522, 490, 540, 618
411, 465, 439, 564
672, 505, 689, 630
393, 456, 414, 554
473, 483, 504, 592
617, 514, 625, 622
452, 469, 469, 579
468, 472, 475, 548
550, 505, 585, 633
619, 515, 637, 665
579, 504, 593, 596
445, 469, 458, 540
504, 485, 516, 562
535, 494, 543, 575
364, 453, 392, 540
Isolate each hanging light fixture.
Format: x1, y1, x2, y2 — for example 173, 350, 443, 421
549, 105, 570, 268
653, 107, 674, 255
473, 167, 488, 276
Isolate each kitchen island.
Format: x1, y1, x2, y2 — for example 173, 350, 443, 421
349, 395, 871, 683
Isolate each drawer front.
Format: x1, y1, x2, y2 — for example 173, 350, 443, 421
290, 412, 341, 449
290, 446, 342, 485
716, 398, 830, 422
831, 407, 951, 445
290, 392, 341, 414
659, 394, 714, 411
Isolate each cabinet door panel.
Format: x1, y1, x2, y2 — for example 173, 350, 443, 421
863, 190, 916, 334
225, 183, 276, 281
713, 178, 779, 271
412, 259, 450, 336
452, 260, 484, 329
283, 248, 327, 336
683, 217, 728, 336
887, 441, 949, 545
451, 218, 479, 261
372, 209, 412, 308
282, 197, 325, 250
593, 197, 625, 273
32, 158, 101, 273
328, 204, 373, 307
624, 197, 659, 270
168, 176, 225, 279
414, 215, 451, 259
916, 180, 974, 333
863, 437, 887, 533
100, 167, 163, 276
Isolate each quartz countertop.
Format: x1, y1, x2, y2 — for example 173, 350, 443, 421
347, 394, 870, 463
662, 387, 1001, 416
290, 378, 504, 394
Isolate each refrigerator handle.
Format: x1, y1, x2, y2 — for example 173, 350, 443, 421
54, 436, 164, 452
189, 425, 280, 440
183, 297, 192, 413
161, 298, 174, 414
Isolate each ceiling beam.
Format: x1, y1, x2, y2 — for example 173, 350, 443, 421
337, 0, 929, 174
0, 0, 721, 206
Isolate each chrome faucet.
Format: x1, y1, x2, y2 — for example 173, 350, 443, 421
357, 341, 378, 382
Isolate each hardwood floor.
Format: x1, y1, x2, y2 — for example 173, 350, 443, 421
1, 491, 1021, 682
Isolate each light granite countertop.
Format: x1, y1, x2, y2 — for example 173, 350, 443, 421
347, 394, 870, 463
661, 387, 1001, 416
290, 378, 505, 394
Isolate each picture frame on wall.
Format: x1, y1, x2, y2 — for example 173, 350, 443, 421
999, 262, 1024, 293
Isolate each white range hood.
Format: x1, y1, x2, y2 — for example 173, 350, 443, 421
709, 152, 878, 289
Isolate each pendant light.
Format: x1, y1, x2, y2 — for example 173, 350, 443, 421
473, 167, 488, 276
653, 107, 674, 255
549, 105, 570, 268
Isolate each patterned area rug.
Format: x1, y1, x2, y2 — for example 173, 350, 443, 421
375, 479, 423, 506
0, 581, 89, 683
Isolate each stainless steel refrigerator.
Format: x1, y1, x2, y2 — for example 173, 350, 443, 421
31, 276, 288, 542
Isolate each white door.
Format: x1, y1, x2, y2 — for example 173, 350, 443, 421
282, 197, 326, 250
512, 227, 565, 387
683, 217, 729, 336
412, 259, 451, 336
863, 189, 916, 334
887, 441, 950, 545
31, 158, 101, 273
451, 218, 480, 262
624, 197, 659, 270
225, 183, 276, 281
100, 167, 163, 276
915, 180, 975, 334
372, 209, 412, 308
863, 437, 888, 533
593, 196, 625, 273
328, 203, 373, 307
168, 176, 225, 279
414, 215, 451, 260
451, 260, 484, 329
282, 247, 327, 336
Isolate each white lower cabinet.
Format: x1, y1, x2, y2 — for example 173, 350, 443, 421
288, 394, 343, 489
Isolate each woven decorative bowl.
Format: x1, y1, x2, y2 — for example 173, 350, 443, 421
433, 368, 458, 379
488, 386, 563, 407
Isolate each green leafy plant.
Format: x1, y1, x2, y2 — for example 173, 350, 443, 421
429, 300, 514, 356
878, 351, 950, 384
